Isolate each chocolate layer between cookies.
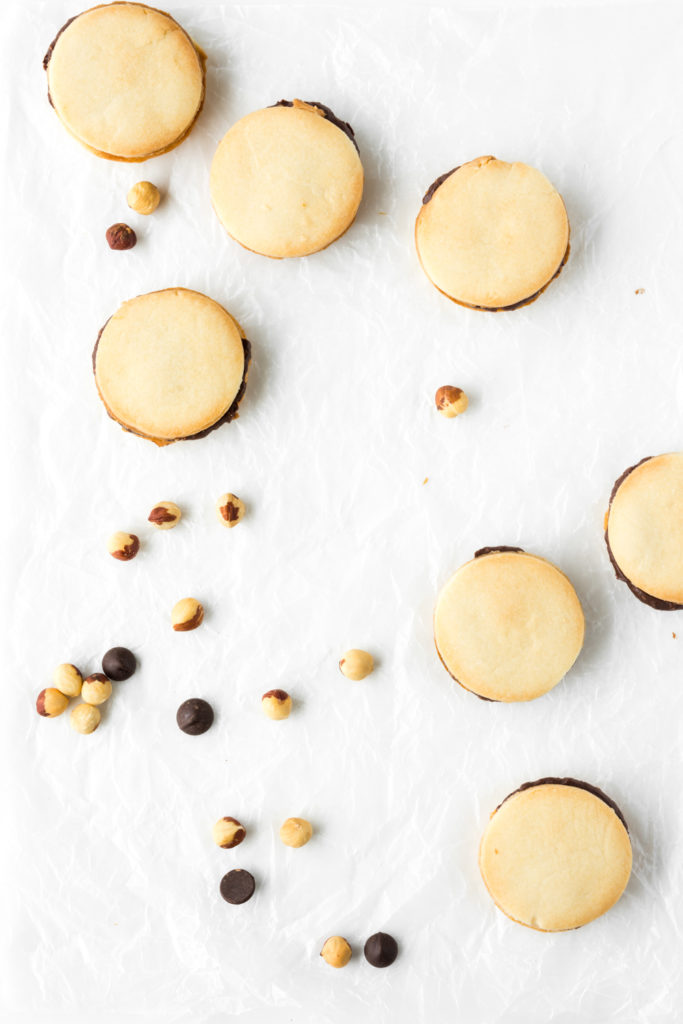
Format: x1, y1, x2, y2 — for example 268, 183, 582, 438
92, 323, 251, 446
605, 456, 683, 611
496, 777, 628, 832
273, 99, 359, 153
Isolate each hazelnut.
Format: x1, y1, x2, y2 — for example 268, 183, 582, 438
52, 663, 83, 698
435, 385, 468, 418
339, 649, 374, 681
320, 936, 352, 968
171, 597, 204, 632
70, 703, 101, 735
216, 493, 245, 528
212, 817, 246, 849
148, 501, 181, 530
279, 817, 313, 848
36, 688, 69, 718
106, 223, 137, 250
81, 673, 112, 706
107, 532, 140, 561
127, 181, 161, 215
261, 689, 292, 720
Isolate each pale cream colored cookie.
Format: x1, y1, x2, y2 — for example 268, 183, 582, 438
210, 100, 364, 258
94, 288, 249, 445
415, 156, 569, 310
479, 780, 632, 931
434, 548, 584, 702
44, 3, 206, 161
606, 452, 683, 607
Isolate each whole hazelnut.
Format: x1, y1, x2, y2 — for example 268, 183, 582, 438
216, 493, 245, 528
279, 817, 313, 848
36, 688, 69, 718
127, 181, 161, 215
106, 223, 137, 250
70, 703, 101, 734
261, 689, 292, 720
212, 817, 246, 849
81, 673, 113, 706
148, 501, 181, 530
435, 385, 468, 418
339, 649, 374, 681
320, 936, 352, 968
107, 532, 140, 561
53, 663, 83, 698
171, 598, 204, 632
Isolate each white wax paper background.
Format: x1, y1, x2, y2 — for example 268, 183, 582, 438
2, 0, 683, 1020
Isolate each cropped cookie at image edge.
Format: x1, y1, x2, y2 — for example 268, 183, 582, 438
434, 547, 584, 702
479, 779, 632, 931
210, 99, 364, 258
415, 156, 569, 310
43, 2, 206, 161
93, 288, 251, 445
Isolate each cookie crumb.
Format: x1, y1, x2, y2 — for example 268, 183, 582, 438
635, 288, 645, 295
423, 477, 428, 485
673, 632, 677, 639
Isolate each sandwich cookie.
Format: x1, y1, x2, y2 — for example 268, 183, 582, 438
210, 99, 364, 258
44, 2, 206, 161
93, 288, 250, 446
605, 452, 683, 609
434, 547, 584, 702
479, 779, 632, 931
415, 156, 569, 310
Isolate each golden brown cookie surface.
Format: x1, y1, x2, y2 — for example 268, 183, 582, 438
479, 780, 632, 931
434, 549, 584, 702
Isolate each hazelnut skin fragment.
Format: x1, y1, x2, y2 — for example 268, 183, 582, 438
321, 936, 352, 968
53, 663, 83, 698
106, 223, 137, 250
435, 385, 468, 419
81, 673, 113, 706
261, 689, 292, 720
171, 598, 204, 632
279, 817, 313, 848
339, 649, 374, 681
212, 817, 246, 849
127, 181, 161, 215
70, 703, 101, 735
216, 493, 245, 528
148, 501, 181, 530
36, 688, 69, 718
107, 532, 140, 561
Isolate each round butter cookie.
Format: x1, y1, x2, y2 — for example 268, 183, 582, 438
210, 99, 364, 258
605, 452, 683, 609
434, 547, 584, 702
479, 779, 632, 931
44, 3, 206, 161
93, 288, 250, 445
415, 156, 569, 310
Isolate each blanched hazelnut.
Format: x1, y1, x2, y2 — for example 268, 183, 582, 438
106, 223, 137, 250
70, 703, 101, 734
212, 817, 246, 849
321, 936, 352, 968
171, 597, 204, 631
81, 673, 112, 706
36, 688, 69, 718
279, 817, 313, 848
107, 531, 140, 561
339, 649, 374, 681
261, 689, 292, 720
148, 501, 181, 529
127, 181, 161, 215
435, 385, 468, 418
216, 492, 245, 528
53, 663, 82, 698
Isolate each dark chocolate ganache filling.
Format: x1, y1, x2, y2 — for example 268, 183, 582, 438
497, 777, 628, 832
272, 99, 359, 154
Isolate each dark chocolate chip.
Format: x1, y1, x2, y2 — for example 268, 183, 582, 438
363, 932, 398, 968
176, 698, 214, 735
102, 646, 136, 681
220, 869, 255, 905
